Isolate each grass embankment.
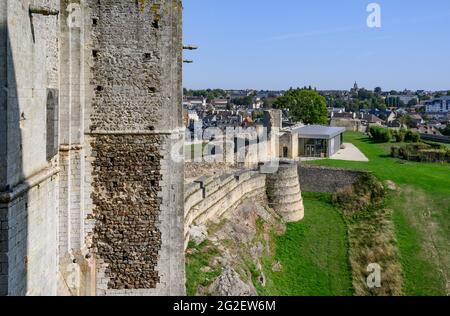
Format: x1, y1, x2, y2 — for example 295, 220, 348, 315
258, 193, 353, 296
332, 175, 403, 295
314, 132, 450, 296
185, 241, 222, 296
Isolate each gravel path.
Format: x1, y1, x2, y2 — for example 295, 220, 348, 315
331, 143, 369, 162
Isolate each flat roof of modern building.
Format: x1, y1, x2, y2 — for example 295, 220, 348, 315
292, 125, 346, 139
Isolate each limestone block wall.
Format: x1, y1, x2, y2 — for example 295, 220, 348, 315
1, 0, 60, 296
184, 163, 306, 247
330, 118, 367, 133
0, 207, 6, 296
4, 175, 59, 295
0, 0, 6, 192
279, 132, 299, 159
1, 0, 185, 296
184, 171, 267, 248
6, 0, 60, 187
298, 164, 368, 193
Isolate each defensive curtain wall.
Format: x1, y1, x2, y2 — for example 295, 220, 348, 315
184, 163, 369, 247
184, 163, 304, 248
298, 164, 368, 193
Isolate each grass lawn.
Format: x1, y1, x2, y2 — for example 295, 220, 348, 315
313, 132, 450, 296
259, 193, 353, 296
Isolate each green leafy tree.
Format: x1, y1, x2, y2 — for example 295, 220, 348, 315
440, 125, 450, 136
369, 126, 392, 143
232, 96, 253, 106
407, 98, 418, 107
274, 88, 328, 124
263, 97, 277, 108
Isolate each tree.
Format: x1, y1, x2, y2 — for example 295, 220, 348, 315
369, 126, 392, 143
374, 87, 382, 94
274, 88, 328, 125
232, 96, 253, 106
440, 125, 450, 136
407, 98, 418, 107
447, 91, 450, 96
263, 97, 277, 109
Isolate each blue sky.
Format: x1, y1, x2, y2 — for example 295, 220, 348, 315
183, 0, 450, 91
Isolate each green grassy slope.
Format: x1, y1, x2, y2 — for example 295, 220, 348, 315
313, 132, 450, 295
259, 193, 353, 296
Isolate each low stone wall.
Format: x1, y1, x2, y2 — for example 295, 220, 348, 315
184, 171, 267, 248
298, 164, 368, 193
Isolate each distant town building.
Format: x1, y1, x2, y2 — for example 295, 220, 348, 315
183, 96, 207, 107
211, 99, 229, 110
350, 82, 360, 94
425, 97, 450, 113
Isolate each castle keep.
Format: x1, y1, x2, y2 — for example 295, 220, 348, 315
0, 0, 185, 296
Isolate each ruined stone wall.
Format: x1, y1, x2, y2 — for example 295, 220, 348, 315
330, 118, 367, 133
279, 132, 299, 159
298, 164, 368, 193
84, 0, 185, 296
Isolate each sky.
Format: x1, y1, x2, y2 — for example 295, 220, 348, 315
183, 0, 450, 91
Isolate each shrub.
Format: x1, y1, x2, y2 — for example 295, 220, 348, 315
392, 129, 406, 143
418, 149, 450, 163
332, 174, 385, 215
404, 130, 420, 143
391, 146, 400, 158
369, 126, 392, 143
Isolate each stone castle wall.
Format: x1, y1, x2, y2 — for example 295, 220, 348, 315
1, 0, 185, 296
184, 163, 304, 248
1, 0, 60, 296
298, 164, 368, 193
84, 0, 185, 296
184, 163, 368, 247
184, 171, 267, 248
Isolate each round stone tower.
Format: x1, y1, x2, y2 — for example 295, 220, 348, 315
266, 162, 304, 222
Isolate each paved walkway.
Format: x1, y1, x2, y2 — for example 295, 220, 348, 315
331, 143, 369, 162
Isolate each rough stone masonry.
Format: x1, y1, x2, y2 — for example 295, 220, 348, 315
0, 0, 185, 296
